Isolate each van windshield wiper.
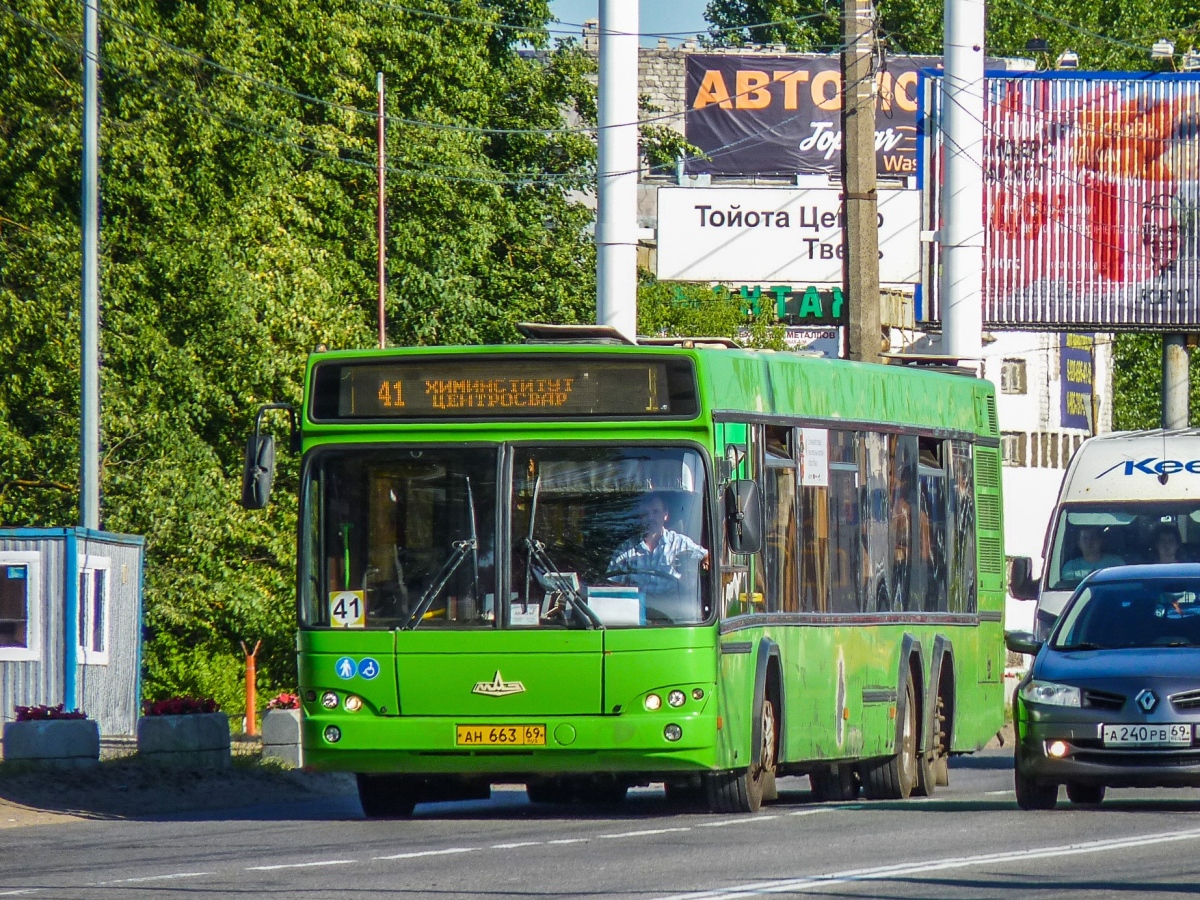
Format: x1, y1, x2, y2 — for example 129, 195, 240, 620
1054, 641, 1103, 652
404, 477, 480, 630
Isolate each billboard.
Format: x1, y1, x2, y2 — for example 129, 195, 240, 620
1060, 333, 1095, 430
656, 186, 921, 285
683, 55, 926, 178
979, 73, 1200, 329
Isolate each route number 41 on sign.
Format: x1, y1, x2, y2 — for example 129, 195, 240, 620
329, 590, 366, 628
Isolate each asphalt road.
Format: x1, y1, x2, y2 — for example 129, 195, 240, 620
5, 751, 1200, 899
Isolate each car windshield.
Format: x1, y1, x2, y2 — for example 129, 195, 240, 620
510, 446, 712, 627
1052, 578, 1200, 650
1046, 503, 1200, 590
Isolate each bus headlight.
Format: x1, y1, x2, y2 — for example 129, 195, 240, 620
692, 688, 705, 701
321, 691, 339, 709
344, 695, 363, 712
324, 725, 342, 743
664, 724, 683, 742
645, 694, 662, 711
668, 690, 686, 708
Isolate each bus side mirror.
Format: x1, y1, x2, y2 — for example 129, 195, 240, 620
241, 433, 275, 510
725, 480, 762, 555
1009, 556, 1038, 601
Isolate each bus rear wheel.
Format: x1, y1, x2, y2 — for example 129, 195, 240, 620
356, 773, 418, 818
706, 698, 777, 814
861, 676, 918, 800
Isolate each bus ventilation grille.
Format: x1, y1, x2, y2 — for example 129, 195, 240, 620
986, 395, 998, 435
975, 450, 1000, 490
978, 494, 1002, 532
978, 536, 1004, 574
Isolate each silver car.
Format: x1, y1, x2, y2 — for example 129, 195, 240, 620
1008, 564, 1200, 810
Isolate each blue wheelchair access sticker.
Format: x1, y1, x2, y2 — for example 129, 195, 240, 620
358, 657, 380, 680
335, 657, 357, 680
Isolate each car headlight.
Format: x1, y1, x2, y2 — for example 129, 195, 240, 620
1020, 680, 1081, 708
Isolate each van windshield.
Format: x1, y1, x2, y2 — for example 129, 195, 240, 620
1046, 503, 1200, 590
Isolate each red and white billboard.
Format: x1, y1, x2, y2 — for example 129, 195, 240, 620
980, 73, 1200, 329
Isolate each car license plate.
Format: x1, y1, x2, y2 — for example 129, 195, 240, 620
456, 724, 546, 746
1102, 723, 1192, 747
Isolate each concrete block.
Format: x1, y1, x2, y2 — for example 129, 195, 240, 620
2, 719, 100, 768
261, 709, 303, 768
137, 712, 231, 768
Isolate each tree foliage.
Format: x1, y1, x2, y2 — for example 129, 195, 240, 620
0, 0, 597, 715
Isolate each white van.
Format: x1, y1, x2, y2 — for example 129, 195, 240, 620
1011, 429, 1200, 638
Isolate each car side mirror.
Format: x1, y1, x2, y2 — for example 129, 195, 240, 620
724, 480, 762, 555
1009, 556, 1038, 601
1005, 630, 1043, 655
241, 433, 276, 510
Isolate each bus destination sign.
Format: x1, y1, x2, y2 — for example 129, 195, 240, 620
311, 357, 699, 421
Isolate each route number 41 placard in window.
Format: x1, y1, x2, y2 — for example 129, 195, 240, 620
329, 591, 366, 628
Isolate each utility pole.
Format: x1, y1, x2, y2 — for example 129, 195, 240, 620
377, 71, 387, 350
840, 0, 882, 363
1163, 334, 1189, 428
80, 0, 100, 529
596, 0, 639, 342
940, 0, 985, 361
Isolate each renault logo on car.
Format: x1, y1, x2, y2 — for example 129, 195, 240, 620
1136, 689, 1159, 713
472, 671, 526, 697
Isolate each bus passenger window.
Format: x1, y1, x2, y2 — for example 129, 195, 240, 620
828, 431, 860, 614
889, 435, 919, 612
860, 432, 891, 613
948, 441, 977, 614
917, 437, 949, 613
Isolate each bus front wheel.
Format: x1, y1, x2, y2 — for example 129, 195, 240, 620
705, 698, 778, 814
356, 773, 418, 818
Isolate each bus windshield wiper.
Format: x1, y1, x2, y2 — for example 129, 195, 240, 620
404, 477, 480, 630
522, 472, 602, 630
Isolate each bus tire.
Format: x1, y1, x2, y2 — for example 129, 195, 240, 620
861, 675, 918, 800
705, 698, 778, 814
356, 773, 418, 818
809, 763, 859, 801
525, 780, 568, 804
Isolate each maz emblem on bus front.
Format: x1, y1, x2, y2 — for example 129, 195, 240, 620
473, 671, 526, 697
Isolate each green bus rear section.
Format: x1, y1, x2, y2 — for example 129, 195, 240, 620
296, 345, 1006, 778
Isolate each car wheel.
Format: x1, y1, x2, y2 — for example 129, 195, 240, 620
1014, 757, 1058, 810
1065, 782, 1105, 805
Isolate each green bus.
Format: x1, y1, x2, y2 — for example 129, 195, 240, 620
242, 330, 1008, 816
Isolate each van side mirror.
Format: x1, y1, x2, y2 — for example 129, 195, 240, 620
1009, 556, 1038, 601
1005, 630, 1043, 655
724, 480, 762, 555
241, 433, 275, 510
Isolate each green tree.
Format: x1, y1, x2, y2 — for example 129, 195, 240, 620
0, 0, 597, 717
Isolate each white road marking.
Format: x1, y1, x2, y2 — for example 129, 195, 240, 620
246, 860, 357, 871
0, 891, 41, 896
97, 872, 213, 885
985, 790, 1014, 795
547, 838, 589, 845
788, 808, 837, 817
699, 816, 780, 828
374, 847, 477, 861
653, 826, 1200, 899
491, 841, 544, 849
599, 827, 692, 839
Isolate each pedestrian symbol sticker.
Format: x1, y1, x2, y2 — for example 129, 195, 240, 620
358, 657, 380, 680
335, 657, 356, 680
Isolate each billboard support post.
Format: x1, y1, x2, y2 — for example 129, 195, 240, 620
940, 0, 985, 361
841, 0, 882, 362
1163, 334, 1190, 429
596, 0, 639, 342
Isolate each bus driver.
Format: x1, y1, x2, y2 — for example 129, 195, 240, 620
606, 493, 709, 617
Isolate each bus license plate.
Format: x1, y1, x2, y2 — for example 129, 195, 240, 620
456, 724, 546, 746
1102, 724, 1192, 747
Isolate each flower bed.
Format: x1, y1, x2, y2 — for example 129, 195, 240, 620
137, 698, 230, 769
3, 706, 99, 768
261, 693, 303, 768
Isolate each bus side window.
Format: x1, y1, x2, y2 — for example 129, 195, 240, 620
916, 437, 949, 613
860, 432, 891, 613
828, 430, 859, 614
763, 426, 799, 614
948, 441, 977, 614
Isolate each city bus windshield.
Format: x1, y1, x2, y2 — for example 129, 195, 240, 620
1046, 502, 1200, 591
510, 446, 712, 627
